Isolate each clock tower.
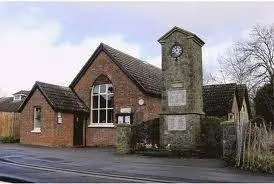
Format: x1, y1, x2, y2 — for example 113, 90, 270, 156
158, 26, 205, 150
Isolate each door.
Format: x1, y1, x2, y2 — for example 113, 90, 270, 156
73, 114, 84, 146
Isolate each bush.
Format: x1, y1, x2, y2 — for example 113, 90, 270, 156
254, 84, 274, 129
200, 116, 223, 157
131, 118, 160, 152
238, 122, 274, 174
0, 136, 20, 143
241, 151, 274, 174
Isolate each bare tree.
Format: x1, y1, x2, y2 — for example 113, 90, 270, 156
239, 24, 274, 96
219, 23, 274, 122
218, 45, 261, 99
203, 71, 224, 85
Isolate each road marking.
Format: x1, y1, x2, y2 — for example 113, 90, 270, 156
0, 160, 174, 183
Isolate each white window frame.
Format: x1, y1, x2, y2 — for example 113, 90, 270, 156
13, 95, 21, 101
31, 107, 41, 133
89, 84, 114, 128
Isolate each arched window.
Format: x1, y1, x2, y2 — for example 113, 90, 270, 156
90, 76, 114, 127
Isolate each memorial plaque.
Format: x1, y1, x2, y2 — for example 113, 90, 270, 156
168, 90, 186, 106
171, 83, 183, 88
167, 115, 186, 131
120, 107, 131, 113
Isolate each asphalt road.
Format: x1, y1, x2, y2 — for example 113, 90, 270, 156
0, 144, 273, 183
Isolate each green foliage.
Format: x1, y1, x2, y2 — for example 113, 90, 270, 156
223, 141, 237, 166
0, 136, 20, 143
254, 84, 274, 127
131, 118, 160, 152
200, 116, 223, 157
241, 151, 274, 174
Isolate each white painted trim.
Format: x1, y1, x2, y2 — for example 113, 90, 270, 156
88, 123, 115, 128
31, 128, 41, 133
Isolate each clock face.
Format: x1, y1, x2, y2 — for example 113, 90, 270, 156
171, 44, 183, 58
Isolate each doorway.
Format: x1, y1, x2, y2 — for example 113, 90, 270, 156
73, 114, 84, 146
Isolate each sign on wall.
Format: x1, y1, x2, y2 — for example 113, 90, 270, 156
167, 115, 186, 131
168, 90, 186, 106
117, 113, 133, 124
120, 108, 131, 113
118, 116, 124, 124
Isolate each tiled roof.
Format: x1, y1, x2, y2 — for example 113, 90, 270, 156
203, 83, 237, 117
103, 44, 163, 96
13, 90, 29, 95
70, 43, 163, 96
69, 43, 250, 117
0, 97, 23, 112
158, 26, 205, 46
18, 81, 89, 113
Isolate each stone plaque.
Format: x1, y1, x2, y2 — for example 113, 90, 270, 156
167, 115, 186, 131
168, 90, 186, 106
120, 107, 131, 113
171, 83, 183, 88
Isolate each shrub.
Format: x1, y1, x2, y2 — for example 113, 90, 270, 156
254, 84, 274, 129
200, 116, 223, 157
239, 122, 274, 174
0, 136, 20, 143
131, 118, 160, 152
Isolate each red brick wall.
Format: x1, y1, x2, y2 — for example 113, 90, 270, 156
20, 89, 74, 147
54, 113, 74, 146
73, 51, 161, 147
85, 128, 116, 147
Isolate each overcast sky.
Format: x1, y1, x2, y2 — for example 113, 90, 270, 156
0, 2, 274, 96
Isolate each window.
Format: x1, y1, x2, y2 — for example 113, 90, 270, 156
32, 107, 41, 132
90, 84, 114, 127
13, 95, 21, 101
57, 112, 62, 124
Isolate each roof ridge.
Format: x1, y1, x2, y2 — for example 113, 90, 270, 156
158, 26, 205, 45
13, 90, 30, 95
203, 83, 237, 87
101, 43, 162, 71
36, 81, 70, 90
19, 81, 89, 113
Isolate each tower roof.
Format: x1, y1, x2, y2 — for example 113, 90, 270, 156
158, 26, 205, 46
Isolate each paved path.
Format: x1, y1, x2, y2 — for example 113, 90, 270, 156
0, 144, 273, 183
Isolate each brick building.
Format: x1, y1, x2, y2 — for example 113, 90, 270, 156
18, 28, 251, 147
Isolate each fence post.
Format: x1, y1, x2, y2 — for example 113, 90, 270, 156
241, 122, 248, 168
247, 122, 251, 168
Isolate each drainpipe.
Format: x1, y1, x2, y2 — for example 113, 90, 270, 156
84, 116, 87, 147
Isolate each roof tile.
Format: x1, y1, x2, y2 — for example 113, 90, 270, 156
0, 97, 24, 112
